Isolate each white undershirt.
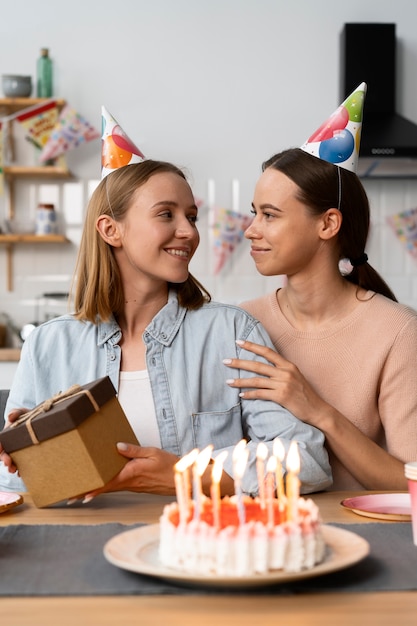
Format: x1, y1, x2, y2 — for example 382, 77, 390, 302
117, 370, 161, 447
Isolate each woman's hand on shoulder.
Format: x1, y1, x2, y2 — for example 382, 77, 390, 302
223, 339, 328, 429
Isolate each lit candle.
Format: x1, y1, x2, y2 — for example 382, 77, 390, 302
192, 445, 213, 521
174, 463, 186, 524
273, 437, 286, 507
286, 441, 300, 522
174, 449, 199, 524
266, 455, 277, 527
210, 450, 228, 531
256, 442, 268, 509
233, 439, 249, 525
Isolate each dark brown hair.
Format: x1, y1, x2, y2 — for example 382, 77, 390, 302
72, 160, 211, 323
263, 148, 397, 301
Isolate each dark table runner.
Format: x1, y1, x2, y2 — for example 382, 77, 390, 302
1, 522, 417, 596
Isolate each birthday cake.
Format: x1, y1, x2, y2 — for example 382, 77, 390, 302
158, 443, 325, 576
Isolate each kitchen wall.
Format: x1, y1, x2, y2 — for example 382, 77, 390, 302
1, 0, 417, 344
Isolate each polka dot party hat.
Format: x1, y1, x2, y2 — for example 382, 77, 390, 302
300, 82, 367, 173
101, 106, 145, 179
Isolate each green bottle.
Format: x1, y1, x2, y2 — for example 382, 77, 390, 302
36, 48, 53, 97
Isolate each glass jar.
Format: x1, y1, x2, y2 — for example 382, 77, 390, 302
36, 203, 58, 235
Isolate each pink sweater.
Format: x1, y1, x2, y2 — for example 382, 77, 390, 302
241, 291, 417, 490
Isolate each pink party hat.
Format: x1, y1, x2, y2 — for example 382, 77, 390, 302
300, 82, 367, 173
101, 106, 145, 179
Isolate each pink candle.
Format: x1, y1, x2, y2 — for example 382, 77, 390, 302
266, 455, 277, 527
193, 445, 213, 521
273, 437, 286, 507
256, 442, 268, 509
210, 451, 228, 531
286, 441, 300, 522
175, 449, 198, 522
174, 468, 186, 524
184, 449, 199, 508
233, 439, 249, 525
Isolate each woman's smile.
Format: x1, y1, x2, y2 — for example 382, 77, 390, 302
164, 246, 192, 260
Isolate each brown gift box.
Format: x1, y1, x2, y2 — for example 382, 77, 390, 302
0, 376, 139, 507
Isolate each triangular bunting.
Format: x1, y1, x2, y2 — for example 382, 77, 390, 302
15, 100, 59, 150
39, 105, 100, 163
387, 208, 417, 259
210, 207, 253, 275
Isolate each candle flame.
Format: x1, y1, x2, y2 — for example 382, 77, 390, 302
232, 438, 247, 462
273, 437, 285, 461
233, 439, 249, 478
234, 447, 249, 479
212, 450, 228, 484
175, 448, 199, 473
256, 442, 268, 460
266, 455, 277, 473
286, 441, 300, 473
195, 445, 214, 476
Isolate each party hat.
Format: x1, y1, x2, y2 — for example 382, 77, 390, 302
300, 82, 367, 173
101, 106, 145, 179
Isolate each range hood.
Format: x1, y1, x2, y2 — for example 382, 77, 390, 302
342, 23, 417, 178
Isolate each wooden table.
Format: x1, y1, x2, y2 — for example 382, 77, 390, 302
2, 490, 417, 625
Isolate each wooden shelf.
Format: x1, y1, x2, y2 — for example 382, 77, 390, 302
0, 98, 66, 115
4, 165, 73, 179
0, 348, 21, 362
0, 234, 70, 291
0, 234, 69, 244
0, 97, 74, 292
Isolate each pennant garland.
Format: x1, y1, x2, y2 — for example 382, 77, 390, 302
0, 100, 99, 171
387, 208, 417, 259
210, 207, 253, 275
39, 105, 100, 163
15, 100, 60, 150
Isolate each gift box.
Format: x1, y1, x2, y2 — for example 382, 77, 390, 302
0, 376, 139, 507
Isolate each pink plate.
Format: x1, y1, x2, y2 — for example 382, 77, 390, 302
0, 491, 24, 514
341, 493, 411, 521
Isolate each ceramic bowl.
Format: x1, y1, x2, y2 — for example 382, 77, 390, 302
2, 74, 32, 97
4, 219, 36, 234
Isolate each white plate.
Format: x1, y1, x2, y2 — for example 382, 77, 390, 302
0, 491, 23, 514
103, 523, 369, 588
341, 493, 412, 521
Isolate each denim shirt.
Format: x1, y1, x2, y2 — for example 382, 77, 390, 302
0, 292, 332, 495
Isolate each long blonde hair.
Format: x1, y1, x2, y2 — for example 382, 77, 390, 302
71, 160, 210, 323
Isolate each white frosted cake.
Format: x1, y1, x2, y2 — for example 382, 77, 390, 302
159, 493, 325, 576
